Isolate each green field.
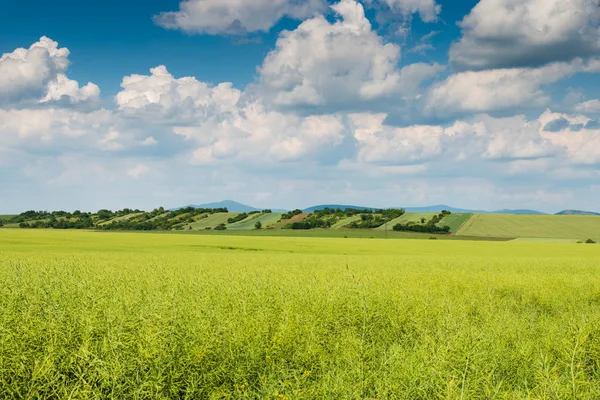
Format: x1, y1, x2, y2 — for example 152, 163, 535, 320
1, 230, 600, 398
440, 213, 473, 233
227, 213, 284, 230
376, 212, 437, 231
331, 215, 362, 229
457, 214, 600, 241
184, 212, 242, 230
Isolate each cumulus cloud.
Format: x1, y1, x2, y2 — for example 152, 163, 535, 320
351, 113, 444, 164
0, 37, 99, 106
257, 0, 440, 107
375, 0, 441, 22
350, 112, 576, 169
42, 74, 100, 104
114, 66, 348, 164
181, 103, 347, 164
539, 110, 600, 165
576, 99, 600, 114
154, 0, 326, 35
424, 60, 582, 116
116, 66, 241, 119
450, 0, 600, 70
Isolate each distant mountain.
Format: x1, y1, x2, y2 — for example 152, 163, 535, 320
404, 205, 487, 213
556, 210, 600, 216
303, 204, 375, 213
173, 200, 286, 213
493, 209, 546, 215
175, 201, 550, 215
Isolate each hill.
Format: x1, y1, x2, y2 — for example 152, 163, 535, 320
173, 200, 286, 213
492, 209, 546, 215
304, 204, 545, 215
556, 210, 600, 216
303, 204, 374, 213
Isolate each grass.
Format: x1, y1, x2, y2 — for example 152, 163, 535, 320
331, 215, 362, 229
1, 230, 600, 398
439, 213, 473, 233
457, 214, 600, 241
97, 212, 145, 226
375, 212, 437, 231
227, 213, 284, 230
184, 212, 242, 230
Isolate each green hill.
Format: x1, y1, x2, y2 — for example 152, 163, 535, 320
375, 213, 437, 231
438, 213, 473, 233
227, 213, 284, 230
456, 214, 600, 241
185, 213, 242, 230
556, 210, 600, 216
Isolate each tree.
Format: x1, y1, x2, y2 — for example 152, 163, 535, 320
586, 239, 596, 244
255, 221, 262, 230
0, 220, 3, 227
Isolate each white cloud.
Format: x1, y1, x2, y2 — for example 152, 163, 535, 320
114, 66, 347, 164
0, 108, 112, 145
42, 74, 100, 104
351, 112, 567, 167
539, 110, 600, 165
576, 100, 600, 114
257, 0, 440, 107
185, 103, 347, 164
377, 0, 441, 22
450, 0, 600, 70
154, 0, 326, 35
425, 60, 581, 116
0, 37, 99, 105
127, 164, 151, 179
117, 65, 241, 119
351, 113, 444, 164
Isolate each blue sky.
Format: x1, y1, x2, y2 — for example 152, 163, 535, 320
1, 0, 600, 213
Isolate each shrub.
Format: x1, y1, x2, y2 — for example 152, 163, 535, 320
586, 239, 596, 244
214, 224, 227, 231
281, 209, 303, 220
227, 213, 248, 224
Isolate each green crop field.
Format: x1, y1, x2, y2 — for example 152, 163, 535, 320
439, 213, 473, 233
376, 212, 437, 231
331, 215, 362, 229
457, 214, 600, 241
227, 213, 284, 230
1, 230, 600, 398
184, 212, 242, 230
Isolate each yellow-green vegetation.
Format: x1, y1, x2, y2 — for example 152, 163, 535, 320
184, 212, 242, 230
457, 214, 600, 241
439, 213, 473, 233
96, 212, 145, 226
2, 230, 600, 398
331, 215, 362, 229
228, 213, 284, 230
375, 212, 437, 231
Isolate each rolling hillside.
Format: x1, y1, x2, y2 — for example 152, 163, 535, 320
456, 214, 600, 241
375, 213, 437, 231
227, 213, 284, 230
556, 210, 600, 216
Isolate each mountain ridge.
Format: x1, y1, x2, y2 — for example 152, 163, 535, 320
171, 201, 599, 216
